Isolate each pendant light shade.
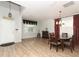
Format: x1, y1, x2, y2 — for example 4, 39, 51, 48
8, 1, 12, 18
8, 12, 12, 18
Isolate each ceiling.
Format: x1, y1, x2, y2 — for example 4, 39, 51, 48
12, 0, 79, 21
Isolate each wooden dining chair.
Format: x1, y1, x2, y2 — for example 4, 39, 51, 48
64, 35, 75, 52
62, 33, 69, 42
62, 33, 68, 38
48, 33, 55, 44
49, 33, 61, 52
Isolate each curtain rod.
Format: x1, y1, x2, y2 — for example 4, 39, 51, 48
62, 13, 79, 18
55, 13, 79, 19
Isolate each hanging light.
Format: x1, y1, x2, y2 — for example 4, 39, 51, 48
56, 11, 64, 26
3, 1, 13, 19
56, 11, 62, 25
59, 11, 62, 23
56, 21, 59, 25
8, 1, 12, 18
59, 11, 65, 26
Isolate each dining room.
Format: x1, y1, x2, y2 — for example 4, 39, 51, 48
48, 14, 79, 53
0, 0, 79, 57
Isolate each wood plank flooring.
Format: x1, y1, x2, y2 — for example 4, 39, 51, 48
0, 38, 79, 57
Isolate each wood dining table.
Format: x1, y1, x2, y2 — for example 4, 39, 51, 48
59, 37, 71, 51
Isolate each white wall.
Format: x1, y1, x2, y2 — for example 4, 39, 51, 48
22, 19, 54, 39
22, 24, 38, 39
40, 19, 54, 32
60, 16, 73, 38
38, 17, 73, 38
0, 2, 22, 44
38, 19, 54, 37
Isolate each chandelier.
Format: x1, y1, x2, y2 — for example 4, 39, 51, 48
56, 11, 64, 26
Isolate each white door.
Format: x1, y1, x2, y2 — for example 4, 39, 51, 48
15, 18, 22, 43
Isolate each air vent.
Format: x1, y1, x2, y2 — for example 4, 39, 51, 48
63, 1, 74, 7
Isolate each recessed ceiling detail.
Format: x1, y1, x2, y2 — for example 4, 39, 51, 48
12, 1, 79, 21
63, 1, 74, 7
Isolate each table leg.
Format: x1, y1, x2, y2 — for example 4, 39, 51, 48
61, 40, 64, 51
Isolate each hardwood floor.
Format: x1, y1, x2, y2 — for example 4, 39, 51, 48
0, 38, 79, 57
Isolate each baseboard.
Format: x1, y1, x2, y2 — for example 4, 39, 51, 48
22, 37, 37, 40
14, 40, 22, 43
0, 42, 15, 47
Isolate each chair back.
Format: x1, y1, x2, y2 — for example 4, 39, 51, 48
62, 33, 68, 38
70, 35, 74, 42
49, 33, 58, 43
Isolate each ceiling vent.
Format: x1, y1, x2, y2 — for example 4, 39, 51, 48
63, 1, 74, 7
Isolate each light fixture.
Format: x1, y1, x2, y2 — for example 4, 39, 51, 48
3, 1, 13, 20
56, 21, 59, 25
8, 1, 12, 18
56, 11, 61, 25
56, 11, 64, 26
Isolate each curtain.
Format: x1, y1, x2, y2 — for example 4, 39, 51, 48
73, 14, 79, 46
55, 18, 60, 40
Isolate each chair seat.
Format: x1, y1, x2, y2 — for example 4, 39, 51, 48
64, 42, 71, 45
50, 42, 61, 45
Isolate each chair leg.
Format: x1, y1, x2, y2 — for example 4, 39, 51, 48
70, 46, 73, 53
72, 44, 75, 50
72, 46, 74, 51
71, 48, 73, 53
50, 44, 52, 50
56, 45, 58, 52
70, 43, 74, 53
48, 41, 49, 44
